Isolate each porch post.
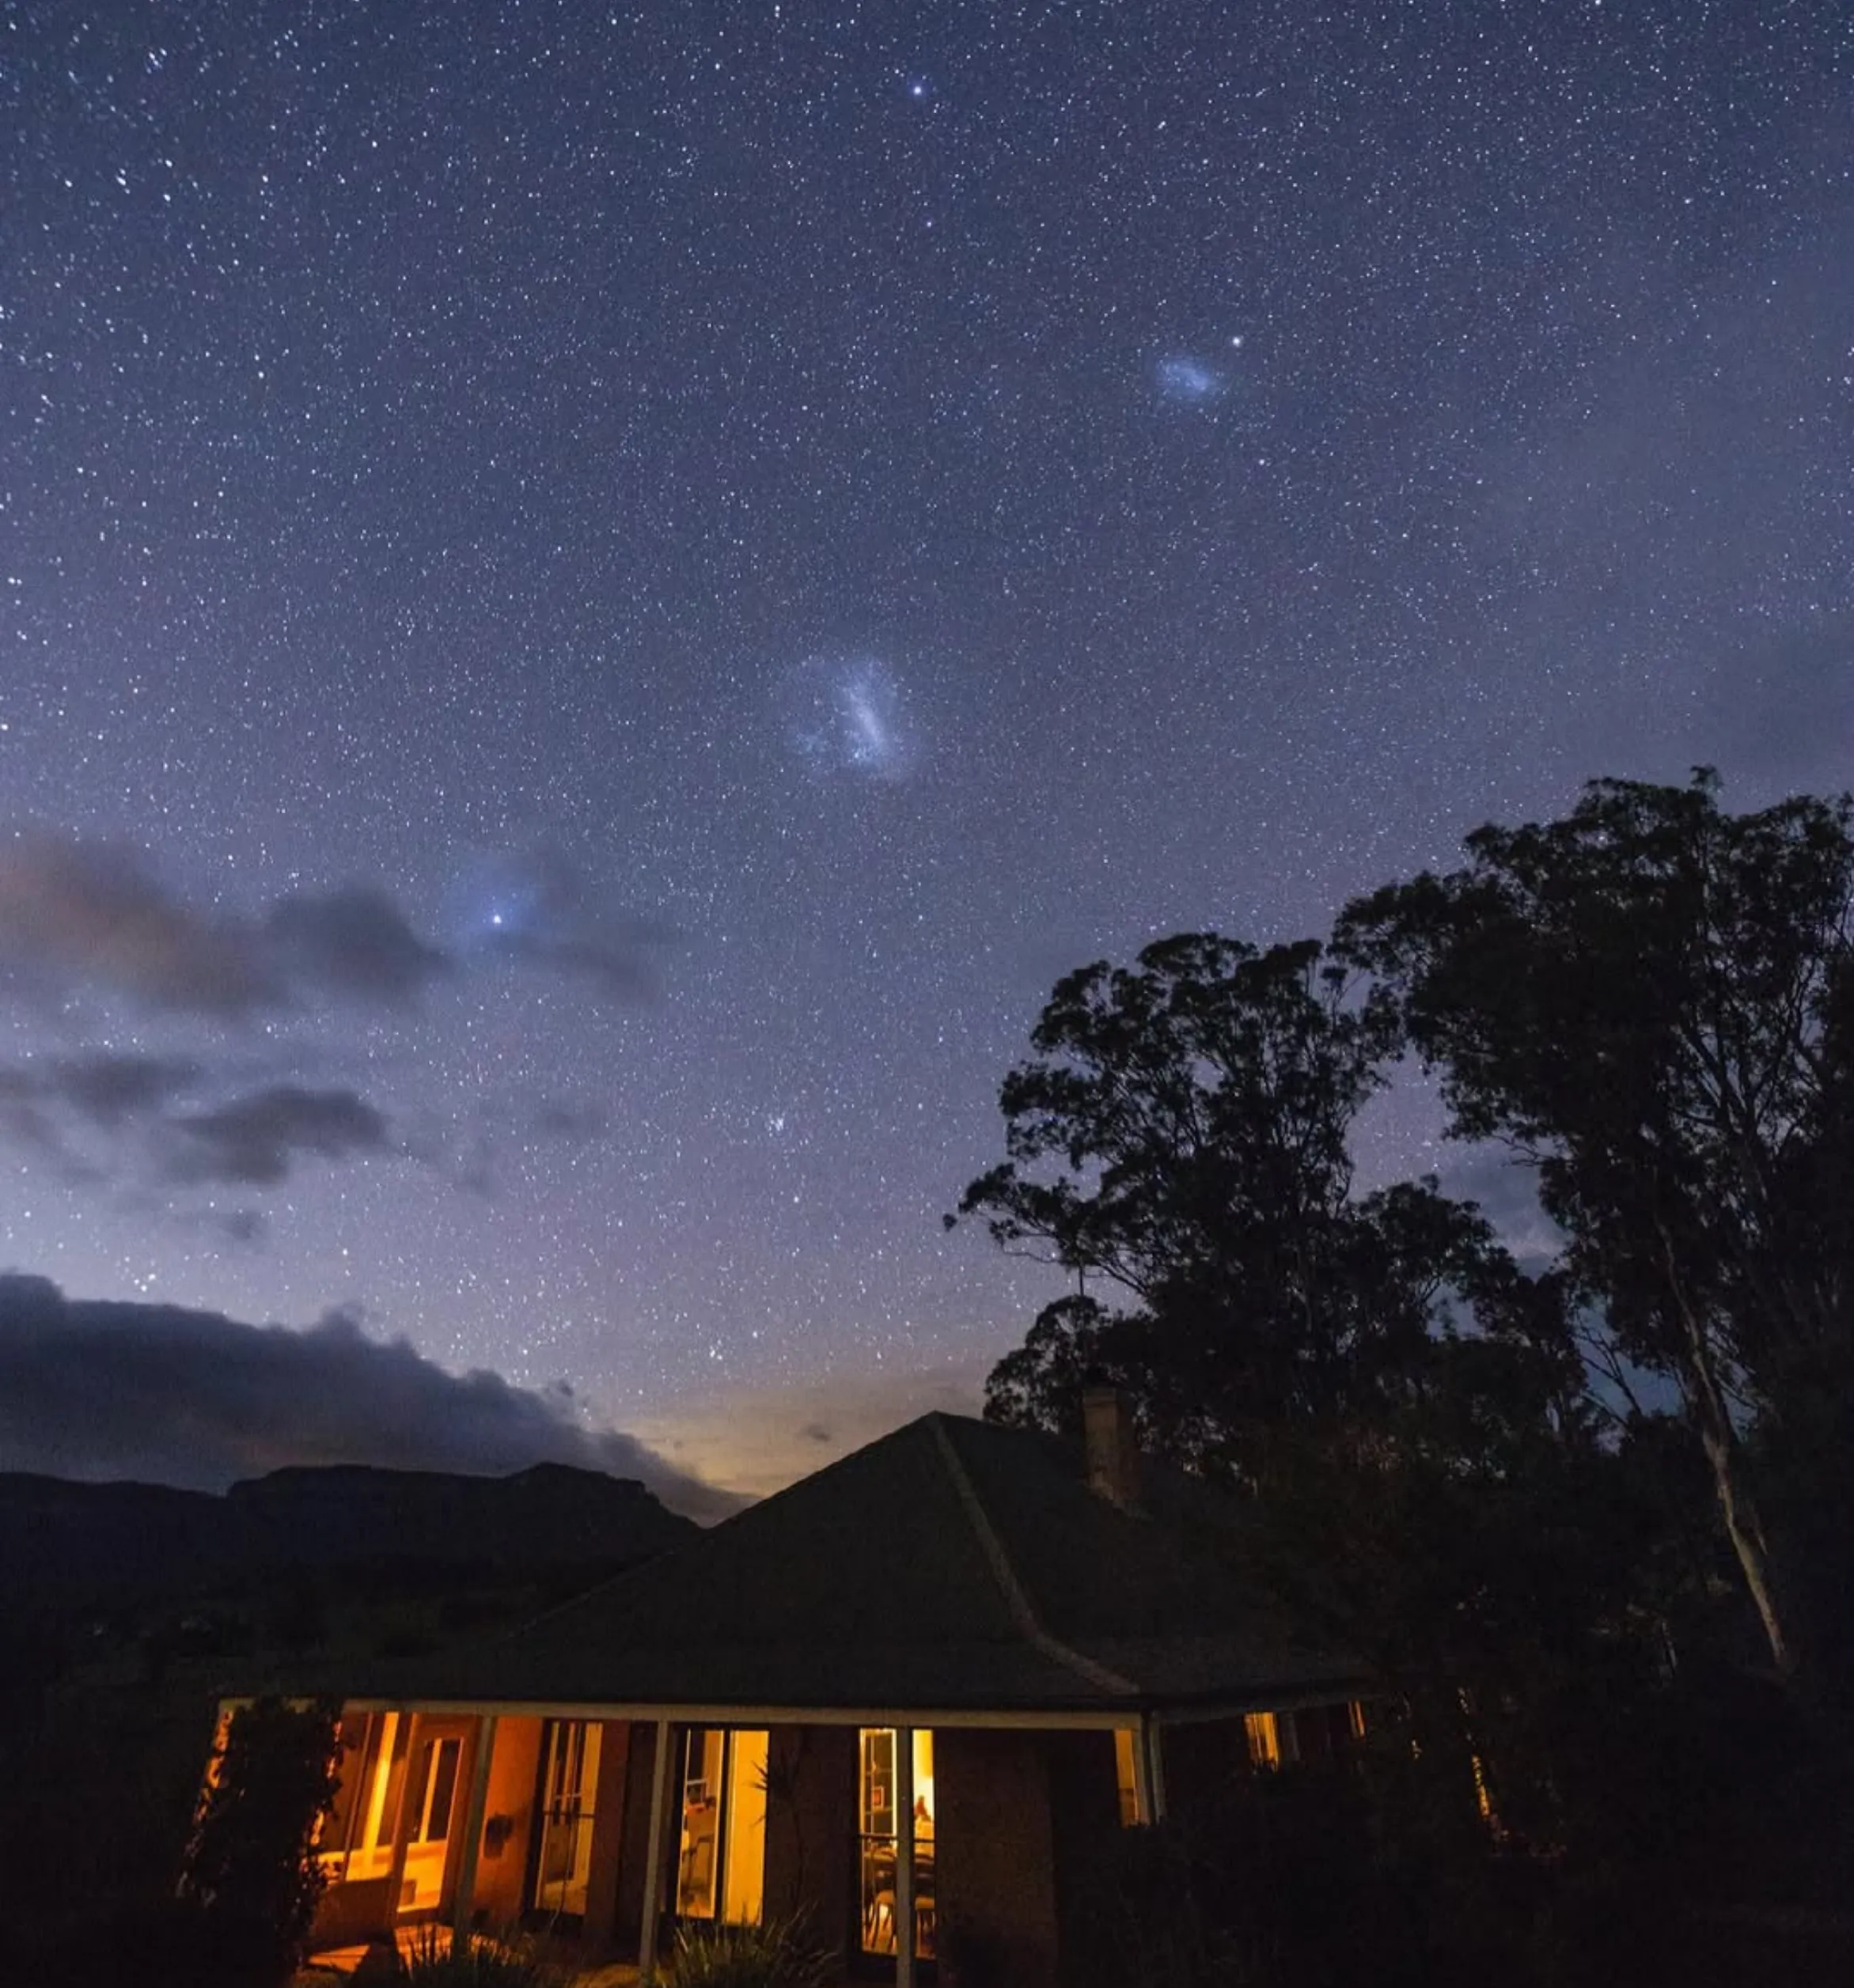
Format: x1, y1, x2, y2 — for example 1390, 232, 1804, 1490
383, 1711, 422, 1922
894, 1726, 916, 1988
637, 1717, 675, 1982
449, 1714, 499, 1941
1139, 1713, 1168, 1823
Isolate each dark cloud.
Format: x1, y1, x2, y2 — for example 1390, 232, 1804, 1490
166, 1085, 392, 1185
0, 834, 276, 1013
44, 1052, 199, 1127
265, 886, 450, 1003
0, 831, 455, 1018
2, 830, 665, 1021
0, 1068, 62, 1162
478, 850, 678, 1003
529, 1098, 610, 1141
0, 1274, 736, 1521
0, 1056, 393, 1195
0, 1051, 199, 1175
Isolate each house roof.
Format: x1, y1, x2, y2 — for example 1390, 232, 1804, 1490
345, 1411, 1364, 1717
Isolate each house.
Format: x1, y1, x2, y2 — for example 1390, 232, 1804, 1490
267, 1395, 1370, 1986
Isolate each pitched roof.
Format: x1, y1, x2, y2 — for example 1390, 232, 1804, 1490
360, 1412, 1363, 1716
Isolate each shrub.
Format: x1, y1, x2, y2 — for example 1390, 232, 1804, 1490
400, 1924, 572, 1986
668, 1914, 835, 1988
180, 1696, 342, 1987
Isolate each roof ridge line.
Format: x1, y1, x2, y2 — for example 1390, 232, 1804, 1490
927, 1417, 1138, 1700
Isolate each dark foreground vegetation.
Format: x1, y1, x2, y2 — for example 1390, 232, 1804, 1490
955, 770, 1854, 1984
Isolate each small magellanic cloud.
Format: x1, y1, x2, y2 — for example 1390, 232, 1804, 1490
1156, 354, 1227, 403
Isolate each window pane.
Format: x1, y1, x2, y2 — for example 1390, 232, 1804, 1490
678, 1729, 725, 1918
1113, 1729, 1139, 1825
912, 1731, 936, 1962
859, 1729, 935, 1960
423, 1738, 460, 1844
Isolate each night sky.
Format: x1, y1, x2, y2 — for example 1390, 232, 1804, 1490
4, 2, 1852, 1502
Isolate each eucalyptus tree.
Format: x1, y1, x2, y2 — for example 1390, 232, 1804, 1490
1338, 770, 1854, 1684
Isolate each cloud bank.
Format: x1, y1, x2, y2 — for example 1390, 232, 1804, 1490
0, 831, 670, 1199
0, 829, 666, 1018
0, 834, 448, 1016
0, 1274, 737, 1522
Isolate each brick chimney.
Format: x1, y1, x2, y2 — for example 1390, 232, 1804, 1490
1081, 1386, 1141, 1513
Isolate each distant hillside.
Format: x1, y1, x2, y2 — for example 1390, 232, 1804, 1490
0, 1460, 700, 1610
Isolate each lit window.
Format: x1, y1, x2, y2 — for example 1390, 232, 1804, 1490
412, 1736, 460, 1844
1113, 1728, 1139, 1825
322, 1711, 408, 1884
1244, 1710, 1305, 1768
677, 1729, 768, 1925
859, 1729, 935, 1960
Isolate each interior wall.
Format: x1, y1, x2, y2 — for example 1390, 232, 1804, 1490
468, 1715, 544, 1928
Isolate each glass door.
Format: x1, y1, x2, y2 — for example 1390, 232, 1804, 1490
858, 1729, 935, 1960
532, 1719, 603, 1921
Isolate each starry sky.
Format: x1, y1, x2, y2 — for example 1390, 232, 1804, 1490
4, 1, 1852, 1502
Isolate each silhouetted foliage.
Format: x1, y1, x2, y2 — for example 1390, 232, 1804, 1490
179, 1695, 342, 1986
961, 771, 1854, 1979
1338, 769, 1854, 1689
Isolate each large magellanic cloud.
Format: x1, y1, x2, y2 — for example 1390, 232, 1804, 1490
0, 1274, 740, 1521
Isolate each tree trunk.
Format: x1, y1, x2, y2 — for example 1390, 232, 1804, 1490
1661, 1224, 1794, 1679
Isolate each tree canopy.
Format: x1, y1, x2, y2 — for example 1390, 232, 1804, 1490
1337, 769, 1854, 1683
956, 770, 1854, 1974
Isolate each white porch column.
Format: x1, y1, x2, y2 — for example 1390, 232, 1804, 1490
894, 1726, 916, 1988
637, 1718, 676, 1982
449, 1714, 499, 1940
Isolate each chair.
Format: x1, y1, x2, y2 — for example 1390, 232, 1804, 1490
865, 1885, 897, 1952
678, 1835, 714, 1911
